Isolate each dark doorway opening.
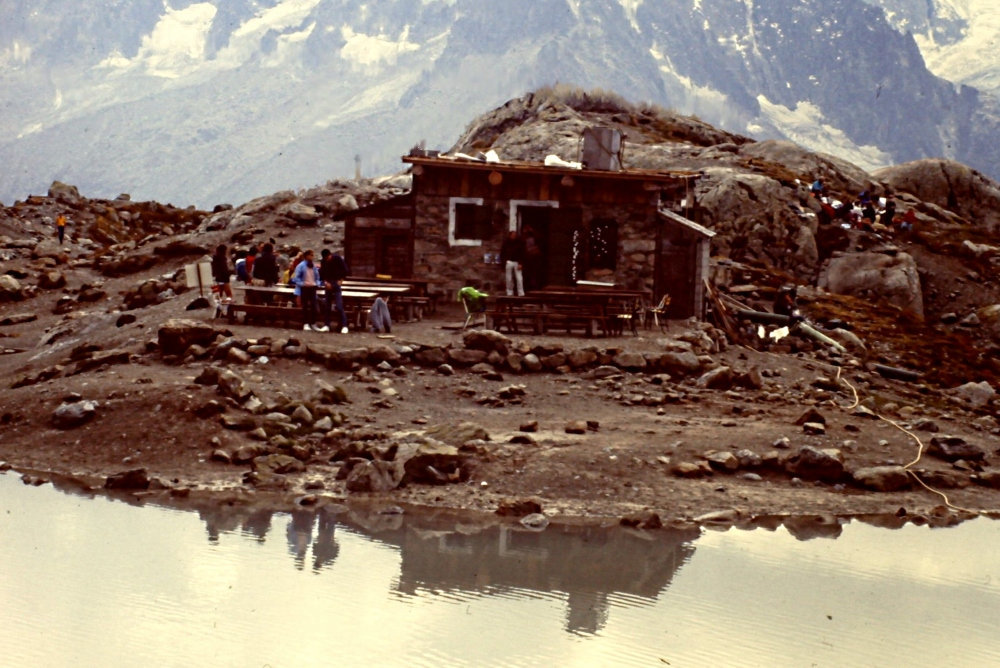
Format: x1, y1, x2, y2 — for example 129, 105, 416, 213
518, 206, 583, 288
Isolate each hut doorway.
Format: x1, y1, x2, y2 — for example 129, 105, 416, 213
517, 205, 583, 288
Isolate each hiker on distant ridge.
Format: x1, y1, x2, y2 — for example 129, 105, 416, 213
881, 197, 896, 229
810, 178, 824, 198
56, 214, 67, 244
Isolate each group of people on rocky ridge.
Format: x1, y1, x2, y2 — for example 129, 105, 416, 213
811, 179, 917, 236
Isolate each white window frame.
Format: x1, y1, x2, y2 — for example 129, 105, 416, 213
510, 199, 559, 231
448, 197, 485, 246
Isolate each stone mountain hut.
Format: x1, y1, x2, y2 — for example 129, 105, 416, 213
341, 132, 715, 319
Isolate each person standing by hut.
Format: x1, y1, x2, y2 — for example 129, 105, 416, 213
500, 229, 526, 296
292, 249, 322, 331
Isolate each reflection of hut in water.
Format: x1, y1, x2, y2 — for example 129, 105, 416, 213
382, 524, 699, 635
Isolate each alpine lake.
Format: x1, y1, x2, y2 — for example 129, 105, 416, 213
2, 471, 998, 667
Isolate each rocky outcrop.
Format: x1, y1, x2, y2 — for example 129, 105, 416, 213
818, 251, 924, 319
875, 159, 1000, 232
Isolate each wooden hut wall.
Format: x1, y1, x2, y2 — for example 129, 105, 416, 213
412, 164, 667, 295
344, 197, 414, 278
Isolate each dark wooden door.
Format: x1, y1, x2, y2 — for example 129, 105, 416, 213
655, 239, 696, 319
534, 208, 583, 287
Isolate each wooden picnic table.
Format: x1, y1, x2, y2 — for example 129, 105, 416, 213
487, 287, 648, 337
346, 276, 439, 316
228, 285, 378, 328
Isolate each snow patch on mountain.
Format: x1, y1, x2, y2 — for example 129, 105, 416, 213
98, 3, 218, 79
340, 26, 420, 70
752, 95, 891, 172
618, 0, 643, 32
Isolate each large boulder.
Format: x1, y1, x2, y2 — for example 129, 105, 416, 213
818, 251, 924, 319
158, 318, 219, 356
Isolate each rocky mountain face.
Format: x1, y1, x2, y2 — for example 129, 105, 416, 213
2, 0, 999, 208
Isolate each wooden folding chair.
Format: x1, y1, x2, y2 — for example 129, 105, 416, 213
646, 294, 671, 332
461, 293, 488, 329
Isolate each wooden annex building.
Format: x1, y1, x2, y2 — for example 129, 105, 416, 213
341, 149, 715, 319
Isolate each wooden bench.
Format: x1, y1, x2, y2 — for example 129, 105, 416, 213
228, 304, 303, 327
538, 305, 609, 337
228, 303, 368, 329
487, 305, 544, 334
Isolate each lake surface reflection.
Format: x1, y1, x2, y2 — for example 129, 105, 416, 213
2, 471, 999, 667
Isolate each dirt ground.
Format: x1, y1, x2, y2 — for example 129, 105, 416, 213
3, 270, 1000, 530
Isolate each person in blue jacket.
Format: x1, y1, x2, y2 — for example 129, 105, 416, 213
291, 249, 323, 331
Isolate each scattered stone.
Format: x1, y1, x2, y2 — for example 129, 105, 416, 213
971, 470, 1000, 490
252, 454, 306, 475
913, 418, 940, 433
158, 318, 219, 357
694, 509, 740, 524
795, 408, 826, 426
705, 451, 740, 472
802, 422, 826, 435
186, 296, 211, 311
565, 420, 588, 434
116, 313, 137, 328
227, 347, 252, 365
0, 312, 37, 326
696, 366, 733, 390
735, 449, 762, 468
104, 468, 150, 490
210, 449, 232, 464
496, 498, 542, 517
784, 446, 845, 482
772, 437, 791, 449
52, 400, 97, 429
672, 461, 713, 478
463, 329, 511, 355
437, 363, 455, 376
619, 511, 662, 530
314, 379, 348, 404
519, 420, 539, 433
949, 381, 995, 409
519, 513, 549, 530
852, 466, 911, 492
928, 435, 986, 462
498, 385, 526, 400
216, 369, 253, 403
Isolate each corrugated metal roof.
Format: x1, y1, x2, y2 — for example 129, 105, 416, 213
402, 154, 700, 182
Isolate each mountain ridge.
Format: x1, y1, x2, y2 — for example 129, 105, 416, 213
2, 0, 999, 207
